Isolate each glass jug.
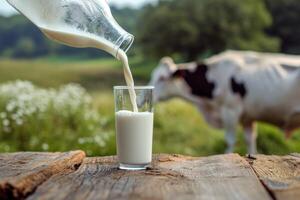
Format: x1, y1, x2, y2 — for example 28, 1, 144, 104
6, 0, 134, 58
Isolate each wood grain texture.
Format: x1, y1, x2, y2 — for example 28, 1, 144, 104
0, 150, 85, 200
28, 154, 271, 200
247, 154, 300, 200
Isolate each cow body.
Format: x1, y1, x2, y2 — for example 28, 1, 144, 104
149, 50, 300, 154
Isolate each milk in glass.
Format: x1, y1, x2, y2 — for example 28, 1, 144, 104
116, 111, 153, 165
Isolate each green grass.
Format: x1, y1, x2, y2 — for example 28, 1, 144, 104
0, 57, 121, 88
0, 56, 154, 88
0, 57, 299, 156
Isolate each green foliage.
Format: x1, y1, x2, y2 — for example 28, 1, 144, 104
153, 99, 225, 156
0, 15, 48, 58
265, 0, 300, 54
111, 7, 140, 34
14, 37, 36, 57
137, 0, 279, 60
256, 123, 289, 154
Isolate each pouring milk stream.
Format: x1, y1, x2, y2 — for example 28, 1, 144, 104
6, 0, 138, 112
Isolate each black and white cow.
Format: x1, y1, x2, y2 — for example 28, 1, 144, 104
149, 50, 300, 154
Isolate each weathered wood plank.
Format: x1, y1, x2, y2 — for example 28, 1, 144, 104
28, 154, 271, 200
0, 150, 85, 200
246, 154, 300, 200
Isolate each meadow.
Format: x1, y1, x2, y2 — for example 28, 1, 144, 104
0, 57, 299, 156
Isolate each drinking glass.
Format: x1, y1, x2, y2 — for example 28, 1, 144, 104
114, 86, 154, 170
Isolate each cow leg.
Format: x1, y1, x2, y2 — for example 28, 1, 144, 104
221, 107, 239, 154
243, 122, 257, 154
225, 126, 236, 153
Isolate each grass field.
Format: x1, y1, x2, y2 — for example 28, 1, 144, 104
0, 57, 300, 156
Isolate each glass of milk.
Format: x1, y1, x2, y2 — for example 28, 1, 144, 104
114, 86, 154, 170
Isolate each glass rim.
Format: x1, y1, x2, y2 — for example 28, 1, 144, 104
114, 86, 154, 90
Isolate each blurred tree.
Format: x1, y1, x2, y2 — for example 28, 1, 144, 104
0, 15, 50, 58
13, 37, 36, 57
264, 0, 300, 54
111, 6, 140, 34
137, 0, 280, 60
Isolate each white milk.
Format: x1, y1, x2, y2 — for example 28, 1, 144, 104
116, 110, 154, 164
116, 51, 138, 113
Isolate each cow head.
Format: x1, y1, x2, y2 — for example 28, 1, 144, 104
148, 57, 190, 102
149, 57, 216, 103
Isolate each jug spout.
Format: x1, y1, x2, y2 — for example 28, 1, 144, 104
6, 0, 134, 57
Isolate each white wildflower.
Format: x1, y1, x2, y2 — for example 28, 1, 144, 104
42, 143, 49, 151
6, 102, 16, 112
78, 138, 85, 144
3, 119, 9, 127
94, 135, 105, 147
16, 119, 23, 126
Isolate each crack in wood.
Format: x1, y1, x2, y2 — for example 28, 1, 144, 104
246, 154, 300, 200
246, 157, 277, 200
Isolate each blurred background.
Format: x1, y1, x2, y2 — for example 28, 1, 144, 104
0, 0, 299, 156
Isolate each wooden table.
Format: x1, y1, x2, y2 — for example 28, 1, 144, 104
0, 151, 299, 200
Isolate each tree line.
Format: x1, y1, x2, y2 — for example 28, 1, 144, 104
0, 0, 299, 60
